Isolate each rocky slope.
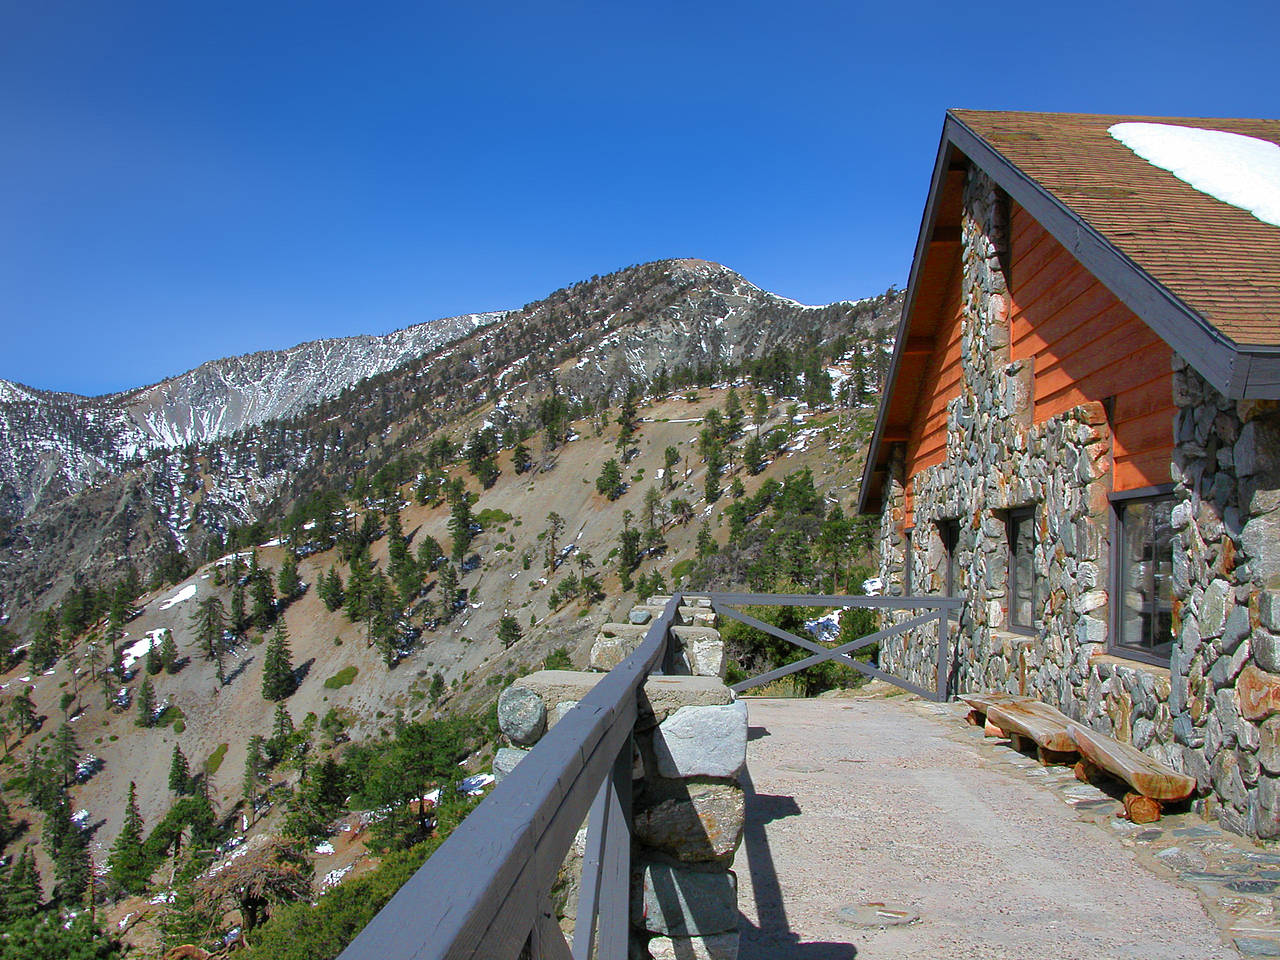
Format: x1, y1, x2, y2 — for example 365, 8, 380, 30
0, 312, 499, 521
0, 259, 900, 627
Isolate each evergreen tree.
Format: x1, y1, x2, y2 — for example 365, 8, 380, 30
436, 563, 460, 621
9, 686, 36, 735
724, 384, 744, 438
744, 435, 765, 475
136, 676, 157, 726
5, 848, 43, 918
261, 621, 296, 702
159, 628, 179, 673
243, 736, 266, 823
53, 817, 90, 905
252, 573, 276, 630
544, 511, 565, 571
415, 536, 443, 571
169, 743, 191, 795
512, 441, 532, 474
697, 520, 716, 557
319, 567, 345, 612
595, 459, 625, 500
616, 391, 639, 455
145, 636, 161, 675
0, 793, 15, 848
447, 481, 474, 562
189, 597, 227, 664
268, 703, 295, 762
230, 580, 248, 633
497, 615, 522, 649
704, 443, 724, 504
108, 782, 148, 895
54, 723, 79, 788
663, 445, 680, 490
277, 554, 301, 599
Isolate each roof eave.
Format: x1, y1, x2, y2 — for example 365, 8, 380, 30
856, 124, 959, 516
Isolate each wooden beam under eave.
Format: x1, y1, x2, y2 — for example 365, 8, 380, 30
881, 429, 910, 443
929, 225, 962, 244
902, 337, 935, 356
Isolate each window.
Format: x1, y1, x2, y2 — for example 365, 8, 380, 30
938, 519, 959, 596
903, 527, 914, 595
1112, 491, 1175, 663
1007, 508, 1036, 635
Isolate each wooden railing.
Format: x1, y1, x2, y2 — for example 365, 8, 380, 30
703, 592, 964, 701
336, 594, 685, 960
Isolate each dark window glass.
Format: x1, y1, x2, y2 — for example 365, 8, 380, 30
938, 519, 959, 596
903, 528, 914, 595
1008, 509, 1036, 633
1117, 497, 1175, 658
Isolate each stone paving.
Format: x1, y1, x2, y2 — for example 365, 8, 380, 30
739, 693, 1266, 959
944, 700, 1280, 957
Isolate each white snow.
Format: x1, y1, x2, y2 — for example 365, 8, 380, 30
120, 629, 165, 671
459, 773, 495, 796
805, 609, 842, 644
321, 864, 354, 889
1108, 122, 1280, 228
159, 584, 197, 609
314, 841, 336, 855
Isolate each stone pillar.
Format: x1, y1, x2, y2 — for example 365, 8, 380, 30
494, 604, 746, 958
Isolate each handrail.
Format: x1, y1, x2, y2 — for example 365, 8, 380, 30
337, 594, 685, 960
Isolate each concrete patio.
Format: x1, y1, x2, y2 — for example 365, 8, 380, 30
737, 692, 1271, 959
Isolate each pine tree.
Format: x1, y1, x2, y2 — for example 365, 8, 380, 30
436, 563, 460, 621
189, 597, 227, 663
53, 819, 90, 905
319, 567, 345, 611
261, 621, 296, 702
267, 703, 294, 762
9, 686, 37, 734
277, 555, 301, 599
54, 723, 79, 788
136, 676, 157, 726
230, 580, 247, 633
663, 445, 680, 490
169, 743, 190, 795
243, 736, 265, 823
252, 574, 276, 630
447, 481, 474, 562
145, 636, 162, 675
5, 848, 43, 918
159, 629, 179, 673
0, 793, 15, 848
108, 782, 148, 895
497, 615, 522, 649
513, 441, 532, 474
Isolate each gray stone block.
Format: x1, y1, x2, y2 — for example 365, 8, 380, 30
653, 702, 748, 779
589, 632, 644, 672
512, 670, 603, 711
630, 608, 653, 625
493, 746, 529, 781
632, 862, 739, 936
647, 932, 740, 960
497, 685, 546, 746
640, 676, 734, 725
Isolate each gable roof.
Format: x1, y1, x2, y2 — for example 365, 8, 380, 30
858, 109, 1280, 514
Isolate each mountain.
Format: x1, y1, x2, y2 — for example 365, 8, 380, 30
0, 311, 500, 521
0, 259, 900, 627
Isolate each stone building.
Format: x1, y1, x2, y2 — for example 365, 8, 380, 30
858, 110, 1280, 837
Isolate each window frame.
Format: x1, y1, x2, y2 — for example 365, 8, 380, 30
1109, 484, 1177, 667
1006, 506, 1037, 636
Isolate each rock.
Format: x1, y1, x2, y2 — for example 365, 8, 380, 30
1261, 592, 1280, 633
511, 670, 603, 712
630, 608, 653, 625
1201, 580, 1232, 639
646, 932, 740, 960
550, 700, 578, 728
640, 676, 734, 725
1239, 665, 1280, 721
589, 632, 643, 672
1223, 604, 1253, 654
632, 862, 739, 936
497, 686, 546, 746
493, 746, 529, 781
634, 782, 745, 862
653, 702, 748, 779
1260, 717, 1280, 775
1257, 776, 1280, 839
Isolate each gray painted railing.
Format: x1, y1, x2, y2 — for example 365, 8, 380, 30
703, 592, 963, 701
336, 594, 685, 960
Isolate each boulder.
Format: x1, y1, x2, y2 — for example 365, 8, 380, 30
1238, 665, 1280, 721
634, 782, 745, 862
497, 686, 546, 746
493, 746, 529, 781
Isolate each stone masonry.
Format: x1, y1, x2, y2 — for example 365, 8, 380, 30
875, 165, 1280, 838
494, 597, 745, 959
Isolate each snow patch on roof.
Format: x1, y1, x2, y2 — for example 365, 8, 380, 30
1108, 122, 1280, 228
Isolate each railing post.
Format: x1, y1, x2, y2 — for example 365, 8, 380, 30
934, 607, 948, 702
572, 735, 633, 960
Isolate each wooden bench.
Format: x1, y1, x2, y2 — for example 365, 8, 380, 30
1067, 722, 1196, 824
961, 693, 1077, 764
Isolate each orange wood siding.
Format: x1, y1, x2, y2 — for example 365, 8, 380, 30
1008, 203, 1174, 490
902, 275, 964, 528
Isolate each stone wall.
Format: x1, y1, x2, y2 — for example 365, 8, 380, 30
494, 599, 745, 958
875, 164, 1280, 836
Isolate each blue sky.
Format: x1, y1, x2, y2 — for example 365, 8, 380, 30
1, 1, 1277, 395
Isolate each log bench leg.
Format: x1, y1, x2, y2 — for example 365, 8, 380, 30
983, 719, 1005, 739
965, 708, 984, 727
1037, 746, 1076, 767
1074, 758, 1105, 785
1123, 793, 1163, 824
